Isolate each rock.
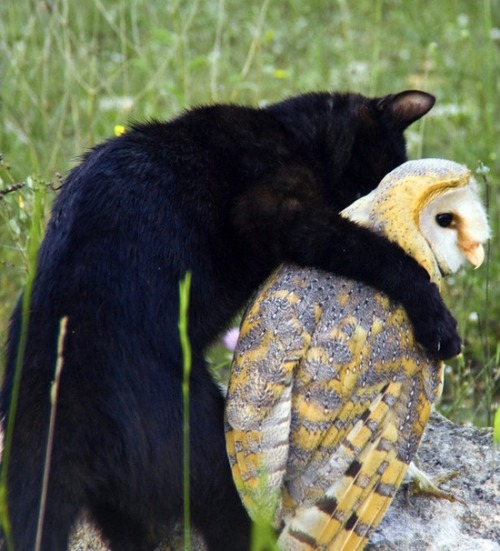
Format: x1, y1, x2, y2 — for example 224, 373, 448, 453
367, 412, 500, 551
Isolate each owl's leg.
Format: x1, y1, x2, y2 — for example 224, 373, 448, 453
403, 461, 463, 504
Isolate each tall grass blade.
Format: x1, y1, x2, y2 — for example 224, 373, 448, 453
34, 317, 68, 551
178, 272, 192, 551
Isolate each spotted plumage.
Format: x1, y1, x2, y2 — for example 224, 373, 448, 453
225, 159, 490, 550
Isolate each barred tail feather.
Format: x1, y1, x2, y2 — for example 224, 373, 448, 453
280, 381, 408, 550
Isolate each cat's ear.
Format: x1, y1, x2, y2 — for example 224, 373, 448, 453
377, 91, 435, 130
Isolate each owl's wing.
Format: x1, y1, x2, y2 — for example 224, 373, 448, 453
226, 268, 319, 523
280, 300, 441, 551
280, 380, 415, 551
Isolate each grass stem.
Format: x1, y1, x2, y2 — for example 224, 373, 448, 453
178, 272, 192, 551
34, 317, 68, 551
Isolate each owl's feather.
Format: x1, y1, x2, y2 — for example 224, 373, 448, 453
225, 159, 490, 550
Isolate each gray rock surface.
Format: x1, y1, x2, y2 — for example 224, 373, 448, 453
68, 411, 499, 550
367, 412, 499, 551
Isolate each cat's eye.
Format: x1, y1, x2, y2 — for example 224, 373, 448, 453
436, 212, 454, 228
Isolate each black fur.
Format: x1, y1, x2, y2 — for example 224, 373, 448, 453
1, 90, 459, 550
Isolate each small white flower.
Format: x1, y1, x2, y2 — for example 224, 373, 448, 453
476, 162, 490, 176
490, 28, 500, 41
99, 96, 134, 112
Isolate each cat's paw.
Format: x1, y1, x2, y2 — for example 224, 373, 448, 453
409, 283, 462, 360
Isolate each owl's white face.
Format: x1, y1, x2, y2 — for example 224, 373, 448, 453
419, 182, 490, 276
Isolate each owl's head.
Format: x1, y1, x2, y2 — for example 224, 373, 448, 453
341, 159, 491, 286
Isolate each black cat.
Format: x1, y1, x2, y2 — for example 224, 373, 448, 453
1, 90, 459, 551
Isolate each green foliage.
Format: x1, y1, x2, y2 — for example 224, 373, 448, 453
250, 520, 280, 551
0, 0, 499, 430
178, 272, 193, 551
0, 155, 48, 551
494, 401, 500, 444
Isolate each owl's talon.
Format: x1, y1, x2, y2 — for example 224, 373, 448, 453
404, 462, 464, 504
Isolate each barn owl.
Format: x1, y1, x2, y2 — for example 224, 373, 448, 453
225, 159, 490, 550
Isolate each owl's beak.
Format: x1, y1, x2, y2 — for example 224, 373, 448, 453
459, 240, 485, 268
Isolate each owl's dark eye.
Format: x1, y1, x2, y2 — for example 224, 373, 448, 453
436, 212, 454, 228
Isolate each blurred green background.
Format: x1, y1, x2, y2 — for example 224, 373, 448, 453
0, 0, 498, 426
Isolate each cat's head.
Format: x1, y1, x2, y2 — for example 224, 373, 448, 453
267, 90, 435, 209
336, 90, 436, 207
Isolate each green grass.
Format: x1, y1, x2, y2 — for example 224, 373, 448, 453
178, 272, 193, 551
0, 0, 498, 430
